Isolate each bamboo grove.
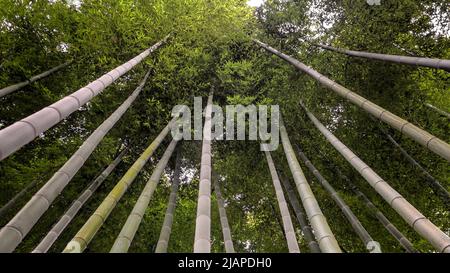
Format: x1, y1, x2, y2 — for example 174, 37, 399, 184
0, 0, 448, 253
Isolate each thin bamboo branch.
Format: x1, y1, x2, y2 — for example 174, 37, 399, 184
265, 151, 301, 253
316, 44, 450, 72
425, 103, 450, 120
155, 144, 183, 253
0, 61, 72, 98
0, 180, 38, 219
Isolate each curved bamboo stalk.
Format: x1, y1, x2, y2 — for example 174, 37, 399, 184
32, 148, 127, 253
0, 61, 72, 98
279, 173, 321, 253
280, 118, 342, 253
372, 118, 450, 206
425, 103, 450, 120
62, 118, 175, 253
0, 180, 38, 219
194, 93, 213, 253
0, 35, 169, 161
265, 151, 301, 253
110, 139, 178, 253
316, 44, 450, 72
296, 146, 375, 250
0, 70, 152, 253
315, 149, 417, 253
212, 172, 235, 253
254, 39, 450, 162
155, 145, 183, 253
300, 101, 450, 253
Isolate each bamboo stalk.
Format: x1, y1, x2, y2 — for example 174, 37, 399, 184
212, 172, 235, 253
0, 35, 169, 161
372, 118, 450, 206
0, 61, 72, 98
62, 118, 176, 253
155, 145, 183, 253
0, 70, 152, 253
295, 145, 375, 250
265, 151, 301, 253
32, 148, 127, 253
278, 173, 321, 253
425, 103, 450, 120
194, 93, 214, 253
110, 139, 178, 253
0, 180, 38, 219
315, 44, 450, 72
300, 101, 450, 253
254, 39, 450, 162
279, 118, 342, 253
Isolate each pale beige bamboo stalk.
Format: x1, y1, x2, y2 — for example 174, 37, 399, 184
212, 172, 235, 253
265, 151, 301, 253
0, 70, 151, 253
110, 139, 178, 253
62, 118, 176, 253
194, 93, 213, 253
279, 118, 342, 253
254, 39, 450, 162
300, 101, 450, 253
155, 145, 183, 253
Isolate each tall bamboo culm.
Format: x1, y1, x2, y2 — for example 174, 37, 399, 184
0, 70, 151, 253
0, 180, 38, 219
155, 145, 183, 253
315, 149, 417, 253
0, 36, 169, 161
279, 118, 341, 253
265, 151, 301, 253
212, 172, 235, 253
425, 103, 450, 119
32, 148, 127, 253
279, 173, 321, 253
316, 44, 450, 72
62, 118, 176, 253
372, 118, 450, 206
254, 39, 450, 162
296, 146, 375, 250
0, 61, 72, 98
300, 101, 450, 253
194, 93, 213, 253
110, 139, 178, 253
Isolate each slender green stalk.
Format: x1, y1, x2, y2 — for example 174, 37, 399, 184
194, 93, 213, 253
300, 101, 450, 253
372, 118, 450, 206
155, 145, 183, 253
296, 146, 375, 250
0, 70, 152, 253
425, 103, 450, 120
32, 148, 127, 253
62, 118, 175, 253
0, 61, 72, 98
110, 140, 178, 253
315, 44, 450, 72
278, 173, 321, 253
212, 172, 235, 253
265, 151, 300, 253
279, 118, 341, 253
254, 39, 450, 162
